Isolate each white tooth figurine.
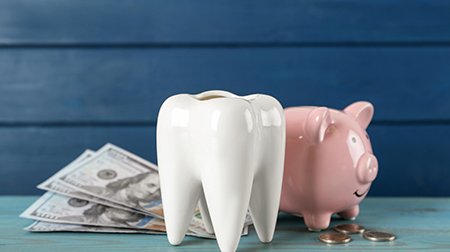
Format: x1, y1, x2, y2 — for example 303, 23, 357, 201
157, 90, 285, 252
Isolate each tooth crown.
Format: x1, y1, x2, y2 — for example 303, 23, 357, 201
157, 90, 285, 252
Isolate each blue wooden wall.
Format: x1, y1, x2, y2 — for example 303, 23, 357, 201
1, 0, 449, 196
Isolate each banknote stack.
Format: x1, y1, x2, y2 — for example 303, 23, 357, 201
20, 143, 249, 238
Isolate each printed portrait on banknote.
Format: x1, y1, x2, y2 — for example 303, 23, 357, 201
83, 172, 161, 210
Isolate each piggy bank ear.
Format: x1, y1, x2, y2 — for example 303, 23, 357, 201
304, 107, 332, 144
344, 101, 374, 129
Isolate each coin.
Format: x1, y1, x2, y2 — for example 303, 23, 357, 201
319, 232, 352, 244
363, 230, 396, 241
334, 223, 365, 234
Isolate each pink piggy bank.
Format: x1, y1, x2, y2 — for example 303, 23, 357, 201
280, 101, 378, 231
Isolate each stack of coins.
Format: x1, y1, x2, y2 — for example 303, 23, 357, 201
318, 223, 396, 245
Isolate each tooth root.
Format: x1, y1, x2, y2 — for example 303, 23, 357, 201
159, 165, 201, 245
202, 162, 254, 252
249, 168, 283, 243
249, 119, 285, 243
198, 189, 214, 234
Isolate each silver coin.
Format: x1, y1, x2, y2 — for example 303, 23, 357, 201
319, 232, 352, 244
363, 230, 396, 241
334, 223, 365, 234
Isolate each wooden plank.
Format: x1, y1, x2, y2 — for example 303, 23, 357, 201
1, 0, 450, 44
367, 125, 450, 197
1, 125, 449, 196
0, 126, 157, 195
1, 47, 450, 122
3, 196, 450, 251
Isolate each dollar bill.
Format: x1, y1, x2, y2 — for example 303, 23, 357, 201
20, 192, 165, 231
24, 143, 251, 239
25, 221, 248, 239
25, 221, 164, 234
20, 192, 246, 239
37, 150, 148, 215
57, 143, 163, 218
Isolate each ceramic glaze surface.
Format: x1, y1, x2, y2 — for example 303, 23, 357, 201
280, 102, 378, 231
157, 90, 285, 252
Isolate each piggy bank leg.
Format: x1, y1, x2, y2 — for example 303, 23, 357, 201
303, 213, 332, 231
337, 205, 359, 220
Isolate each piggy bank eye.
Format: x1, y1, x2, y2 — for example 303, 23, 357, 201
347, 131, 366, 166
365, 134, 369, 140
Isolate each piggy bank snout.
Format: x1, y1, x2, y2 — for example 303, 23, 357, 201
356, 153, 378, 184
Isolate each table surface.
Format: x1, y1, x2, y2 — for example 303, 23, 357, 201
1, 196, 450, 252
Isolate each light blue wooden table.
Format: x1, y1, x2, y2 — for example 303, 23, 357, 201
1, 196, 449, 251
